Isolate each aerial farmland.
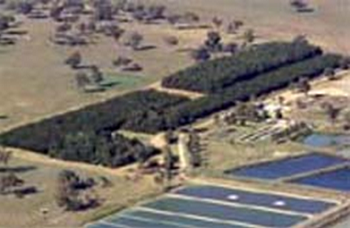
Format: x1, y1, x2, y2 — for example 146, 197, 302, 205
0, 1, 350, 228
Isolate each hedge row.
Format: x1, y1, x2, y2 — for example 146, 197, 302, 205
48, 131, 158, 168
0, 90, 189, 153
132, 54, 341, 133
162, 41, 322, 93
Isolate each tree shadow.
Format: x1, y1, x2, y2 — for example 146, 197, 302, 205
0, 115, 9, 120
100, 81, 120, 88
5, 30, 28, 36
0, 166, 37, 173
137, 45, 157, 51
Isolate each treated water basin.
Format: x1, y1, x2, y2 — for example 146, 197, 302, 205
142, 197, 307, 227
173, 185, 336, 214
289, 166, 350, 192
303, 133, 350, 148
226, 153, 349, 180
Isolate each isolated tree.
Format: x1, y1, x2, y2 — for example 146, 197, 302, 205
75, 71, 90, 89
147, 4, 166, 20
111, 27, 125, 42
123, 63, 143, 72
188, 131, 201, 167
0, 172, 23, 194
322, 102, 341, 125
99, 176, 113, 188
339, 57, 350, 70
167, 14, 181, 25
17, 1, 33, 14
343, 111, 350, 130
55, 170, 82, 211
183, 12, 200, 23
113, 56, 132, 67
0, 147, 11, 166
191, 47, 210, 62
125, 32, 143, 50
227, 20, 243, 34
290, 0, 309, 12
0, 15, 11, 32
163, 36, 179, 46
324, 68, 336, 80
243, 29, 255, 44
293, 34, 309, 45
132, 7, 147, 21
162, 146, 174, 189
234, 102, 260, 125
212, 16, 223, 29
90, 66, 103, 83
224, 42, 238, 55
56, 23, 72, 33
50, 6, 63, 21
65, 51, 82, 69
94, 1, 114, 21
295, 78, 311, 96
204, 31, 222, 52
86, 21, 96, 33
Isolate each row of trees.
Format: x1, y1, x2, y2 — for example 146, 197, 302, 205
0, 90, 188, 156
49, 131, 157, 167
162, 40, 322, 93
157, 54, 341, 130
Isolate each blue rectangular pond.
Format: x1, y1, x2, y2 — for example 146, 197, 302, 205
303, 133, 350, 148
173, 185, 336, 214
289, 166, 350, 192
107, 209, 248, 228
86, 184, 338, 228
141, 197, 307, 228
225, 153, 349, 180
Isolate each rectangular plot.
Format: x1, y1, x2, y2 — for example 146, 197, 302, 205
290, 166, 350, 192
226, 153, 348, 180
142, 197, 307, 228
173, 185, 335, 214
86, 223, 126, 228
107, 215, 189, 228
123, 209, 249, 228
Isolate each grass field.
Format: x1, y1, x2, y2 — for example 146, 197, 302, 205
0, 16, 200, 132
2, 0, 350, 133
0, 149, 162, 228
144, 0, 350, 54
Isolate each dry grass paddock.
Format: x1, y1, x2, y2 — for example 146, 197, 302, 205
0, 148, 162, 228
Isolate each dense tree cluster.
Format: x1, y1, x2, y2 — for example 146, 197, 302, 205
158, 54, 341, 129
162, 41, 322, 93
161, 54, 340, 126
49, 131, 157, 167
0, 90, 189, 165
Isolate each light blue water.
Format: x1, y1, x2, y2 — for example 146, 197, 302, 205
303, 133, 350, 148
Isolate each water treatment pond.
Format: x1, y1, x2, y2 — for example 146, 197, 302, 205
303, 133, 350, 148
